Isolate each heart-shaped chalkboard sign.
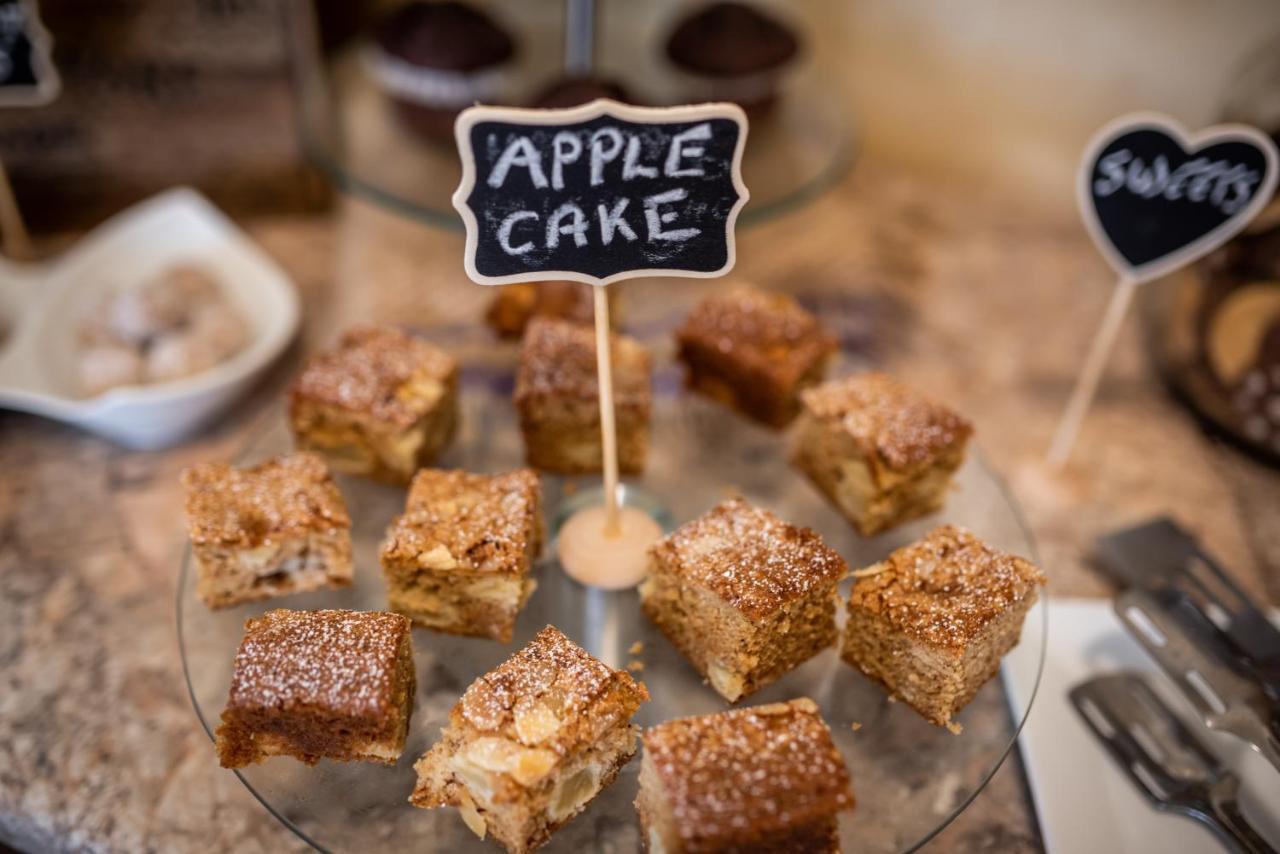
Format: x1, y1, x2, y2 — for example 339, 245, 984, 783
1079, 113, 1278, 283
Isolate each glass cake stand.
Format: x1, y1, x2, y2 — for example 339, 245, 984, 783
179, 319, 1046, 854
289, 2, 855, 231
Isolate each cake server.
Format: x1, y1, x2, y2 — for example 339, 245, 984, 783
1096, 518, 1280, 704
1115, 588, 1280, 773
1070, 672, 1277, 854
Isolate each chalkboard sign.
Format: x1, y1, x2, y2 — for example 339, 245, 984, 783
453, 99, 748, 286
1079, 113, 1278, 283
0, 0, 57, 107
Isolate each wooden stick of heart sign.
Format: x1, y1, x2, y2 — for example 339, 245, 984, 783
1046, 113, 1279, 468
453, 99, 749, 589
0, 0, 60, 260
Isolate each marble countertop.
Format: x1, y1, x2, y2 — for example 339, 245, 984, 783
2, 161, 1275, 853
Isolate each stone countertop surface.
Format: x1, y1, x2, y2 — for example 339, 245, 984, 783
2, 161, 1276, 853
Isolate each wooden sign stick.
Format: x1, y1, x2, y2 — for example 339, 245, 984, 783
1046, 275, 1136, 468
593, 285, 621, 535
0, 157, 31, 259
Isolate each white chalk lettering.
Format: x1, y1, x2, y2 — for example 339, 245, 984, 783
1094, 147, 1263, 216
1213, 162, 1254, 212
623, 136, 658, 180
546, 203, 589, 248
1125, 157, 1162, 196
597, 198, 637, 245
1094, 150, 1131, 196
1160, 156, 1203, 201
1185, 162, 1221, 203
664, 123, 711, 178
551, 131, 583, 191
497, 210, 539, 255
488, 136, 548, 190
643, 188, 700, 242
590, 127, 624, 187
1222, 165, 1261, 214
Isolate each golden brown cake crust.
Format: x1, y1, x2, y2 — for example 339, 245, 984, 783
799, 372, 973, 472
181, 452, 350, 548
455, 626, 649, 758
641, 698, 853, 850
216, 609, 416, 768
290, 324, 458, 429
381, 468, 541, 575
485, 281, 605, 339
676, 287, 835, 386
649, 498, 847, 620
225, 609, 411, 717
514, 317, 651, 406
849, 525, 1046, 652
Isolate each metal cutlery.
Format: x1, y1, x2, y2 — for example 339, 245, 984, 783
1070, 672, 1277, 854
1096, 517, 1280, 703
1096, 517, 1280, 764
1115, 588, 1280, 772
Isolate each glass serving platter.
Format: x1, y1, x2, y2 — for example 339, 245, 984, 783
179, 317, 1046, 854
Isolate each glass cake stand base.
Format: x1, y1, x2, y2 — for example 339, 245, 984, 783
550, 483, 674, 536
179, 306, 1045, 854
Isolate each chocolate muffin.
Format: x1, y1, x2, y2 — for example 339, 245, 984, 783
664, 1, 799, 113
366, 1, 516, 142
530, 75, 635, 109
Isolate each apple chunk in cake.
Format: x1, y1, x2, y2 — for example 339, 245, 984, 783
639, 497, 848, 703
182, 452, 353, 609
410, 626, 648, 854
842, 525, 1045, 728
380, 467, 542, 643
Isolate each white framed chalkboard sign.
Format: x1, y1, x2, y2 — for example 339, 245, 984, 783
453, 99, 749, 286
1077, 112, 1278, 285
0, 0, 58, 108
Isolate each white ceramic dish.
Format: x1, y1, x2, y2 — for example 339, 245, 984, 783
0, 188, 300, 449
1003, 597, 1280, 854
